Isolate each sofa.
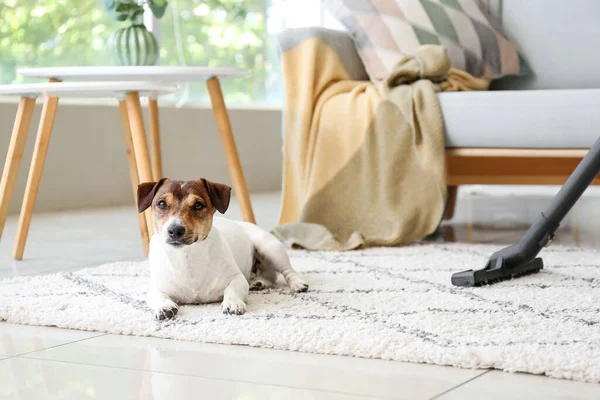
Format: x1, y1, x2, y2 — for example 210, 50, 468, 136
286, 0, 600, 219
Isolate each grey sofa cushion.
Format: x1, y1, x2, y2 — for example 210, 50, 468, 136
439, 89, 600, 148
493, 0, 600, 90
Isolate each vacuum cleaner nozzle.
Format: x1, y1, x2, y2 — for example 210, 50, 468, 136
451, 257, 543, 287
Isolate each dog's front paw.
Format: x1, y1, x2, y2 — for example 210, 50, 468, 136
154, 303, 179, 321
289, 278, 309, 293
222, 298, 247, 315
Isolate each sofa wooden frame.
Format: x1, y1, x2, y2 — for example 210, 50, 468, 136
443, 148, 598, 219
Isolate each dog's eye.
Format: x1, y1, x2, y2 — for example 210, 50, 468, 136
157, 200, 168, 210
193, 201, 204, 211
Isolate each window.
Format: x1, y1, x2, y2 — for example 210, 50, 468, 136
0, 0, 121, 83
1, 0, 337, 105
159, 0, 277, 105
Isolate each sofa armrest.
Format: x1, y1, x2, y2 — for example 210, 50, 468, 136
278, 27, 369, 81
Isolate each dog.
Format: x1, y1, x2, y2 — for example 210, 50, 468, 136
137, 178, 308, 320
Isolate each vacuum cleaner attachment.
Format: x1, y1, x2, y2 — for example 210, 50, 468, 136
451, 134, 600, 287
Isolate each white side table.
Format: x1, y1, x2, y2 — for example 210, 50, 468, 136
0, 81, 178, 259
17, 66, 257, 229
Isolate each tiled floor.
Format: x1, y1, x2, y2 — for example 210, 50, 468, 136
1, 187, 600, 399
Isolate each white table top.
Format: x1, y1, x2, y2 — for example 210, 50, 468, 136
0, 81, 178, 98
17, 66, 250, 82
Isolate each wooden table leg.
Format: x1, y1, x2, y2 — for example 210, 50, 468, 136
119, 101, 149, 256
444, 186, 459, 220
13, 96, 59, 260
0, 96, 36, 241
125, 92, 155, 239
206, 78, 256, 224
148, 98, 163, 181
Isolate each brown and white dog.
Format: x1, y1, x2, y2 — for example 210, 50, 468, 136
137, 178, 308, 320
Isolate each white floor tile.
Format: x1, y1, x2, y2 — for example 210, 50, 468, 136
436, 370, 600, 400
0, 323, 103, 357
0, 357, 372, 400
0, 207, 144, 277
25, 333, 481, 399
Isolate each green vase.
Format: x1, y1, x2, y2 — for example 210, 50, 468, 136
107, 24, 159, 66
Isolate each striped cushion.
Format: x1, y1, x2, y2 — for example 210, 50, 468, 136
325, 0, 531, 81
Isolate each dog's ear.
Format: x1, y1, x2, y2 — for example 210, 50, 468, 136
202, 179, 231, 214
137, 178, 168, 213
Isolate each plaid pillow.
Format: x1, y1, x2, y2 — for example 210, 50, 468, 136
325, 0, 531, 81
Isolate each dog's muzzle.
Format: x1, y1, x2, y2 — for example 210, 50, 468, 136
166, 224, 192, 247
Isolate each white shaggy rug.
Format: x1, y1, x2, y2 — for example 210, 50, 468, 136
1, 243, 599, 383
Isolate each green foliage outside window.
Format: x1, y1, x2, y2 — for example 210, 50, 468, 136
0, 0, 281, 104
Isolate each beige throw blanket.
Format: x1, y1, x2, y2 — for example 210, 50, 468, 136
273, 35, 489, 250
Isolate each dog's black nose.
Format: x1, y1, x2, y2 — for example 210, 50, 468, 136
167, 225, 186, 240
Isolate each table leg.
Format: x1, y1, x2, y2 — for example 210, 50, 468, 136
444, 186, 459, 220
148, 98, 163, 180
125, 92, 155, 239
119, 101, 150, 256
0, 96, 36, 241
13, 95, 59, 260
206, 78, 256, 224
